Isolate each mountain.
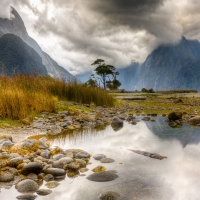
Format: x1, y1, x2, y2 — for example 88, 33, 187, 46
0, 7, 74, 80
0, 34, 47, 75
136, 37, 200, 91
77, 37, 200, 91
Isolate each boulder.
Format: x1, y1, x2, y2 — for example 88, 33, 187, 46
100, 158, 115, 163
99, 191, 120, 200
46, 168, 66, 177
75, 151, 90, 158
168, 112, 182, 121
86, 170, 119, 182
36, 189, 52, 196
16, 194, 37, 200
16, 179, 39, 193
21, 162, 43, 175
188, 116, 200, 125
93, 154, 106, 161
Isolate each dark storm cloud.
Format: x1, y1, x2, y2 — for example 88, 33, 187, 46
1, 0, 200, 74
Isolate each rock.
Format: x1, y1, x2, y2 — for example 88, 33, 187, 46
100, 158, 115, 163
93, 154, 106, 161
99, 191, 121, 200
45, 181, 60, 189
47, 125, 62, 135
142, 117, 150, 121
168, 121, 177, 127
0, 135, 13, 142
79, 168, 89, 173
0, 170, 14, 182
52, 157, 73, 169
21, 162, 43, 175
27, 173, 38, 181
41, 150, 51, 159
0, 140, 14, 151
87, 171, 119, 182
111, 117, 123, 131
21, 117, 31, 125
92, 166, 106, 173
75, 159, 87, 167
7, 157, 23, 167
188, 116, 200, 125
44, 174, 54, 182
36, 189, 52, 196
46, 168, 66, 177
16, 179, 39, 193
75, 151, 90, 158
16, 194, 37, 200
53, 154, 65, 160
168, 112, 182, 121
67, 162, 80, 170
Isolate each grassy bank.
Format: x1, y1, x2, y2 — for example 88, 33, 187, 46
0, 75, 114, 119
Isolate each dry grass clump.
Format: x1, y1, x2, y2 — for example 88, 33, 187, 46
0, 75, 114, 119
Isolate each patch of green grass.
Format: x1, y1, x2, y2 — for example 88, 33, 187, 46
0, 118, 23, 128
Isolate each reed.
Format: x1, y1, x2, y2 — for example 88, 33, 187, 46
0, 75, 114, 119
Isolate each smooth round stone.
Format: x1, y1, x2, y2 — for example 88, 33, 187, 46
40, 150, 51, 159
75, 159, 86, 167
0, 140, 14, 150
21, 162, 43, 175
16, 179, 39, 193
16, 194, 37, 200
8, 157, 23, 167
75, 151, 90, 158
46, 168, 66, 177
52, 157, 73, 168
93, 154, 106, 161
99, 191, 120, 200
44, 174, 54, 182
0, 171, 14, 182
36, 189, 52, 196
67, 162, 80, 170
45, 181, 60, 189
86, 171, 119, 182
100, 158, 115, 163
53, 154, 65, 160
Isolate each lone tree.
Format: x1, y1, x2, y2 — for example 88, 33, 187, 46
90, 59, 121, 90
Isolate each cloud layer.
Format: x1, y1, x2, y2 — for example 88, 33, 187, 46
0, 0, 200, 74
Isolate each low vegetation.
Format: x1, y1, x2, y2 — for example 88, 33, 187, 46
0, 75, 114, 120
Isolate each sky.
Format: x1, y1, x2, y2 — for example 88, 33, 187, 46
0, 0, 200, 75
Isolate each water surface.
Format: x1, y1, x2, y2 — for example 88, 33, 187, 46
1, 117, 200, 200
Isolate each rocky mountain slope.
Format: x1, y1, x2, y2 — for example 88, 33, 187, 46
0, 34, 47, 76
0, 7, 74, 80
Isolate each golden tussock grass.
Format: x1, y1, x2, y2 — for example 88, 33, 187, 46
0, 75, 114, 119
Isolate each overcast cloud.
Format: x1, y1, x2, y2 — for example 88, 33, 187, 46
0, 0, 200, 74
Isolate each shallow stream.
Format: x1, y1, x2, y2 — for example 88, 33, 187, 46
1, 116, 200, 200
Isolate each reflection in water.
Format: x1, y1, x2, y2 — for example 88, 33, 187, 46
1, 117, 200, 200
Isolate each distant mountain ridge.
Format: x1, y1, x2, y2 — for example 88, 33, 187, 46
0, 34, 47, 76
0, 7, 74, 80
77, 37, 200, 91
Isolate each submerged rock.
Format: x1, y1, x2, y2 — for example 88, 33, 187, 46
86, 170, 119, 182
45, 181, 60, 189
99, 191, 121, 200
36, 189, 52, 196
111, 117, 123, 131
100, 158, 115, 163
16, 194, 37, 200
92, 166, 106, 173
93, 154, 106, 161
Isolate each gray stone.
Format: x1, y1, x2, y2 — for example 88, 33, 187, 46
36, 189, 52, 196
188, 116, 200, 125
41, 150, 51, 159
46, 168, 66, 177
99, 191, 120, 200
0, 171, 14, 182
8, 157, 23, 167
16, 194, 37, 200
52, 157, 73, 168
87, 171, 119, 182
47, 125, 62, 135
75, 151, 90, 158
93, 154, 106, 160
100, 158, 115, 163
27, 173, 38, 181
111, 117, 123, 127
21, 162, 43, 175
53, 154, 65, 160
16, 179, 39, 193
